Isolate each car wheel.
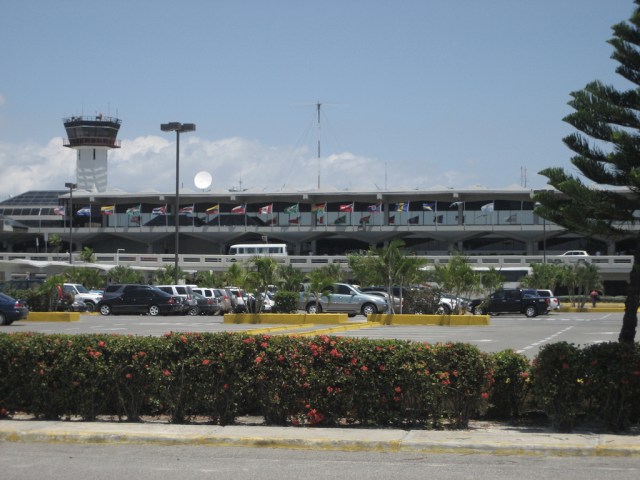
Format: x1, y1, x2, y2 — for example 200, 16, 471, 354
0, 312, 8, 326
437, 304, 451, 315
84, 301, 96, 313
525, 306, 538, 318
99, 304, 112, 316
187, 306, 199, 316
306, 303, 322, 314
472, 306, 484, 315
361, 303, 377, 316
148, 305, 160, 316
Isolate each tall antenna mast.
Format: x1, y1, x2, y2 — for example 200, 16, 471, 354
316, 102, 321, 190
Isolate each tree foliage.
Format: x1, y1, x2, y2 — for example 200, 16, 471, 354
535, 2, 640, 342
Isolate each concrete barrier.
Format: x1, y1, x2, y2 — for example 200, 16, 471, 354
24, 312, 81, 322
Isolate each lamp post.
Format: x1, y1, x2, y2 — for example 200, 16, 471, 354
535, 202, 547, 264
64, 182, 77, 264
116, 248, 125, 267
160, 122, 196, 283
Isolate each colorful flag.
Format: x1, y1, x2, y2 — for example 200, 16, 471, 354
317, 215, 324, 225
179, 205, 194, 214
339, 203, 354, 213
334, 215, 347, 225
422, 202, 435, 211
408, 216, 420, 224
481, 202, 494, 213
76, 206, 92, 216
311, 203, 326, 213
152, 205, 167, 215
259, 204, 273, 215
231, 204, 246, 214
284, 203, 299, 214
53, 206, 65, 216
126, 205, 141, 216
289, 216, 300, 224
101, 205, 115, 215
450, 201, 464, 208
206, 204, 220, 214
367, 203, 382, 213
395, 202, 409, 212
359, 215, 371, 224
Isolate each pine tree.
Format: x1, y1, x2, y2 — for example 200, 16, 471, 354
536, 1, 639, 342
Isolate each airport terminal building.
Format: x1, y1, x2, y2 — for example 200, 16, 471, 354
0, 115, 637, 292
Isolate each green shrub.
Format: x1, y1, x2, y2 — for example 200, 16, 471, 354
486, 349, 531, 420
581, 342, 640, 432
530, 342, 584, 432
403, 288, 441, 314
272, 291, 298, 313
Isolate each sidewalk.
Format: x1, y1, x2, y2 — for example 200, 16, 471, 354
1, 418, 638, 457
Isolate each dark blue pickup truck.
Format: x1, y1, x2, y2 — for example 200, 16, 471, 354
469, 288, 550, 317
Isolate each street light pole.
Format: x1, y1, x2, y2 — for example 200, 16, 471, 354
64, 182, 77, 265
160, 122, 196, 284
116, 248, 125, 267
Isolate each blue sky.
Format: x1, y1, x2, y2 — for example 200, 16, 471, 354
0, 0, 635, 198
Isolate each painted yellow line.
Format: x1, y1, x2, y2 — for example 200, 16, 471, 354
241, 324, 309, 335
297, 322, 382, 337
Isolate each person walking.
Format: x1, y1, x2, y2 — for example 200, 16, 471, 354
590, 289, 598, 308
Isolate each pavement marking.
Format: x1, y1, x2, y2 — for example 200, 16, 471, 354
516, 326, 574, 354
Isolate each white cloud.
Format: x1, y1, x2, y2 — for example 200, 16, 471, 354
0, 134, 525, 200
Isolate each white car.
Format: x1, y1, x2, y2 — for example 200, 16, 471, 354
536, 289, 560, 310
560, 250, 589, 257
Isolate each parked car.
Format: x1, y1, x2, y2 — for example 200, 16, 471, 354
192, 291, 217, 315
226, 287, 248, 313
62, 283, 103, 312
535, 289, 560, 310
0, 292, 29, 325
213, 288, 233, 314
469, 288, 549, 317
359, 288, 402, 312
155, 285, 198, 315
299, 283, 388, 316
97, 284, 183, 316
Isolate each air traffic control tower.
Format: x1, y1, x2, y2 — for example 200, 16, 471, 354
63, 114, 122, 192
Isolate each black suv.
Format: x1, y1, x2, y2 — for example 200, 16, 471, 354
98, 284, 183, 316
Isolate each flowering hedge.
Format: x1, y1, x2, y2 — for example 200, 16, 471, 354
0, 332, 638, 432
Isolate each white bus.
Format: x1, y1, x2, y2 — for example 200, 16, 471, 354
228, 243, 288, 256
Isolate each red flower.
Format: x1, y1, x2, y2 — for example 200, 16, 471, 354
180, 335, 188, 344
329, 348, 342, 358
162, 369, 171, 376
481, 392, 489, 399
260, 342, 268, 348
278, 354, 285, 362
255, 356, 263, 363
98, 341, 106, 348
125, 373, 133, 380
223, 384, 230, 390
139, 351, 146, 357
360, 365, 368, 372
202, 359, 211, 366
394, 386, 402, 393
520, 372, 529, 379
327, 386, 334, 393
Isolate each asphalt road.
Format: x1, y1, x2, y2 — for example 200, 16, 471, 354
1, 442, 639, 480
2, 310, 625, 358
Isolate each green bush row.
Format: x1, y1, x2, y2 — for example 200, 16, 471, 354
0, 333, 638, 431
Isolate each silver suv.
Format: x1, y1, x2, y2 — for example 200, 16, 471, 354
299, 283, 388, 316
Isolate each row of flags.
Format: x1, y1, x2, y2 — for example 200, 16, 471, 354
54, 201, 497, 217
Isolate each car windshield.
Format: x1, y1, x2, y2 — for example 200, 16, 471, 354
75, 285, 90, 293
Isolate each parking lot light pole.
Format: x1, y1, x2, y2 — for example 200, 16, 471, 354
160, 122, 196, 284
116, 248, 125, 267
64, 182, 77, 264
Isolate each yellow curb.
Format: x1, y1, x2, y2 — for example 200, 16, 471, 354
224, 313, 348, 324
24, 312, 80, 322
297, 322, 382, 337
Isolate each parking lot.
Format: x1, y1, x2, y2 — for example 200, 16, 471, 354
2, 310, 625, 359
